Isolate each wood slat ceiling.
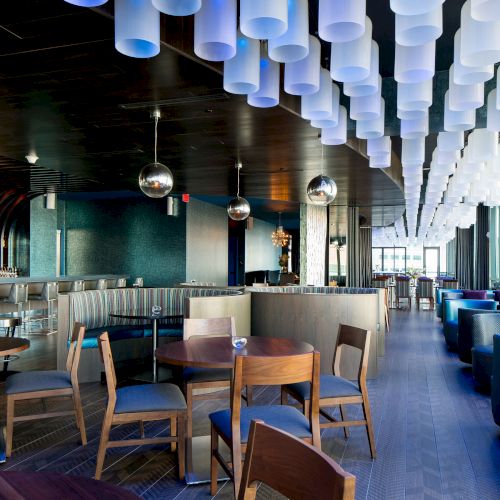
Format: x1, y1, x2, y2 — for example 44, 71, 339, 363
0, 0, 425, 226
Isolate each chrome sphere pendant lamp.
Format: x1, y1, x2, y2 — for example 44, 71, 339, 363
307, 145, 337, 205
139, 110, 174, 198
227, 163, 251, 220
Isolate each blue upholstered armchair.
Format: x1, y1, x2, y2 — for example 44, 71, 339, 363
492, 334, 500, 425
457, 309, 500, 364
443, 300, 498, 350
472, 314, 500, 389
436, 289, 462, 319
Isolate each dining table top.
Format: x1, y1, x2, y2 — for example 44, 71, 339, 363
155, 336, 314, 369
0, 337, 29, 356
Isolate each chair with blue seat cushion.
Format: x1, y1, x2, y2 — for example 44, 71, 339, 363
443, 299, 497, 350
471, 313, 500, 390
492, 334, 500, 425
209, 350, 320, 497
238, 420, 356, 500
182, 317, 240, 440
95, 332, 186, 481
281, 324, 376, 460
5, 322, 87, 458
457, 309, 500, 363
436, 288, 462, 319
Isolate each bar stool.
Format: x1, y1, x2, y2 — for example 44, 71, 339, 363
96, 279, 107, 290
70, 280, 85, 292
132, 277, 144, 288
27, 282, 58, 334
1, 284, 28, 323
115, 278, 127, 288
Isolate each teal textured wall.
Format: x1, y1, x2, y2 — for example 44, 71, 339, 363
63, 197, 187, 287
30, 195, 57, 277
245, 218, 281, 272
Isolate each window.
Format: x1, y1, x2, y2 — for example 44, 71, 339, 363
423, 247, 440, 278
372, 247, 407, 273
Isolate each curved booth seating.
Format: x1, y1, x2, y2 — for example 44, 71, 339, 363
492, 334, 500, 425
443, 299, 498, 350
472, 314, 500, 390
437, 289, 497, 320
57, 288, 251, 382
436, 289, 462, 319
457, 309, 500, 364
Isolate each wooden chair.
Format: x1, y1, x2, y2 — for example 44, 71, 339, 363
209, 351, 321, 497
95, 332, 186, 480
281, 324, 376, 459
5, 322, 87, 458
182, 317, 238, 441
395, 277, 411, 309
238, 420, 356, 500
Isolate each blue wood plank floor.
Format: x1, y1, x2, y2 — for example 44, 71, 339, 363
1, 308, 499, 499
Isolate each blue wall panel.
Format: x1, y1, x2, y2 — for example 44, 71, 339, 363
30, 195, 57, 277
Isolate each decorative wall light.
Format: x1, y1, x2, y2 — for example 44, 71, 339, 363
227, 163, 251, 220
139, 110, 173, 198
271, 213, 290, 247
115, 0, 160, 58
307, 146, 337, 205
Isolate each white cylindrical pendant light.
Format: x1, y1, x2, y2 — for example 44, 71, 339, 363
401, 115, 429, 139
397, 108, 428, 120
350, 76, 382, 120
402, 163, 423, 177
321, 106, 347, 145
248, 51, 280, 108
115, 0, 160, 58
453, 29, 494, 85
460, 0, 500, 67
301, 68, 333, 120
402, 138, 425, 166
397, 80, 433, 111
437, 131, 464, 151
394, 41, 435, 83
311, 84, 340, 128
390, 0, 443, 16
194, 0, 236, 61
444, 91, 476, 131
318, 0, 366, 43
395, 5, 442, 46
152, 0, 201, 16
284, 36, 321, 95
224, 32, 260, 94
471, 128, 498, 160
367, 136, 391, 156
343, 41, 380, 97
268, 0, 308, 63
330, 17, 372, 83
487, 89, 500, 131
369, 154, 391, 169
471, 0, 500, 21
356, 98, 385, 139
240, 0, 288, 40
65, 0, 107, 5
448, 65, 484, 111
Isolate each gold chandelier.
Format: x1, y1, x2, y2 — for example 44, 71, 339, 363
271, 213, 289, 247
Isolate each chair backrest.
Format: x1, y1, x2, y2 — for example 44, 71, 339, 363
66, 322, 85, 382
96, 279, 108, 290
332, 324, 371, 388
472, 313, 500, 347
442, 279, 459, 289
492, 334, 500, 425
416, 279, 434, 298
115, 278, 127, 288
183, 317, 236, 340
445, 299, 497, 324
238, 420, 356, 500
70, 280, 85, 292
8, 283, 28, 304
231, 351, 321, 445
133, 277, 144, 287
395, 279, 410, 297
98, 332, 118, 406
42, 281, 59, 301
457, 309, 499, 362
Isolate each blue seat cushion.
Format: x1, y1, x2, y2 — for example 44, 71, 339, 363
144, 327, 183, 338
209, 405, 311, 443
114, 383, 186, 414
286, 374, 361, 400
76, 325, 148, 349
472, 344, 494, 359
183, 367, 232, 383
6, 370, 72, 395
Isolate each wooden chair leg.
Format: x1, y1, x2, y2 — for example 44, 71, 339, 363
170, 417, 177, 452
176, 414, 185, 480
73, 387, 87, 446
245, 385, 253, 406
210, 425, 219, 496
139, 420, 145, 439
95, 417, 111, 480
280, 387, 287, 405
339, 405, 350, 438
186, 384, 193, 441
231, 442, 243, 499
362, 396, 376, 459
5, 396, 14, 458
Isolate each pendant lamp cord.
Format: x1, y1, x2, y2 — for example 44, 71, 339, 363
321, 145, 324, 176
236, 164, 241, 197
154, 114, 158, 164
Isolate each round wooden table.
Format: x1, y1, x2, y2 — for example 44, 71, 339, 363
156, 336, 314, 485
0, 471, 140, 499
155, 335, 314, 368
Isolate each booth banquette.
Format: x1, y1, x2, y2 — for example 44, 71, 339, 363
57, 287, 250, 382
436, 289, 499, 320
247, 286, 385, 378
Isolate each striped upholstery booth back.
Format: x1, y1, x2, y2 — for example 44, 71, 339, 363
246, 286, 378, 295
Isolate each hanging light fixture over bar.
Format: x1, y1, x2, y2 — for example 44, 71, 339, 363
227, 163, 251, 221
271, 213, 290, 247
